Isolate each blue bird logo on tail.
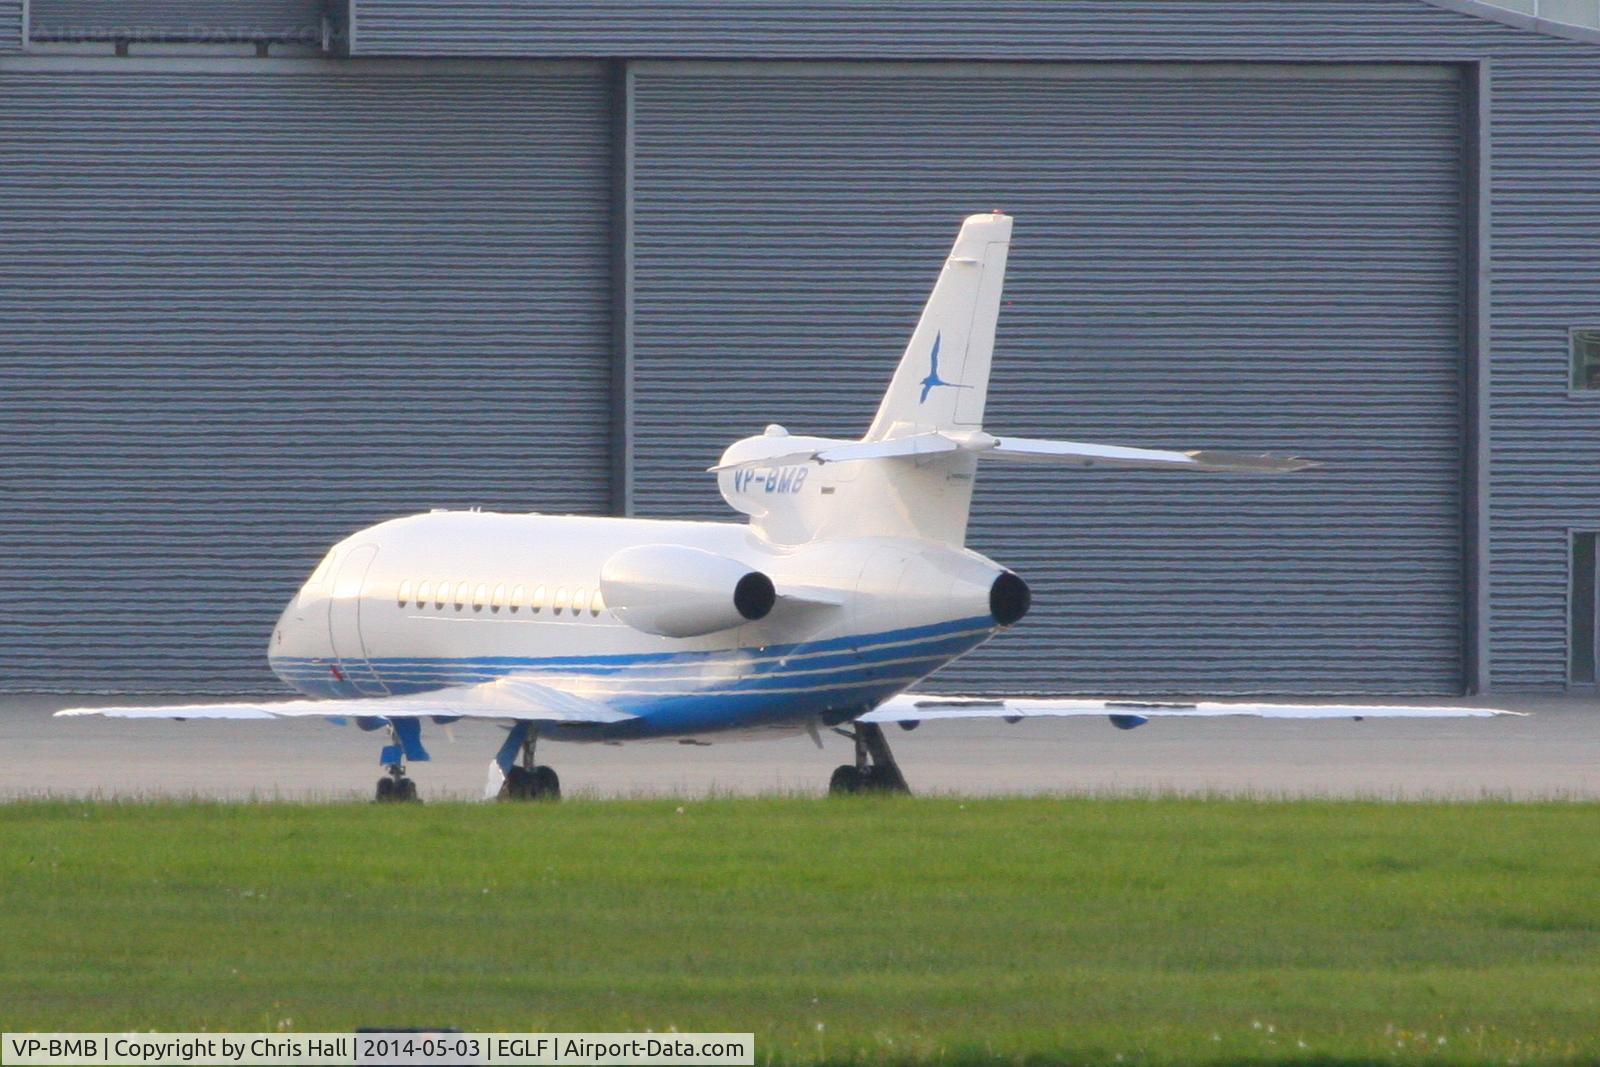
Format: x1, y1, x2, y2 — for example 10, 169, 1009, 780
918, 332, 969, 404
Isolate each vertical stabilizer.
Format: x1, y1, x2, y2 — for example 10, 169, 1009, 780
865, 212, 1012, 441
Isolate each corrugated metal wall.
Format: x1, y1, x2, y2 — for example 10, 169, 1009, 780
5, 1, 1600, 694
0, 1, 23, 51
0, 58, 613, 692
1487, 49, 1600, 688
29, 0, 324, 42
335, 0, 1600, 693
343, 0, 1558, 58
630, 64, 1467, 695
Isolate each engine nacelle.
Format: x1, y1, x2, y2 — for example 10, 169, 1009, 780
599, 544, 776, 638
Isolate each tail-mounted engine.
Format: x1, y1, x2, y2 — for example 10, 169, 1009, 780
599, 544, 776, 638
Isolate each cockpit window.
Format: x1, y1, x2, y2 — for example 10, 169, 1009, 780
306, 551, 335, 588
296, 550, 337, 608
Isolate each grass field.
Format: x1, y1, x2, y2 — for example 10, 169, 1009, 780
2, 796, 1598, 1066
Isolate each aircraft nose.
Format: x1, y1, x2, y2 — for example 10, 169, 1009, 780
267, 589, 323, 686
267, 600, 295, 679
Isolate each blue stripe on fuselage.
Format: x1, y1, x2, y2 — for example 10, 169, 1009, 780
270, 616, 996, 736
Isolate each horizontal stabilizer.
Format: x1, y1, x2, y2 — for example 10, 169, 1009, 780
860, 694, 1525, 724
984, 436, 1316, 472
710, 430, 1314, 474
55, 675, 637, 725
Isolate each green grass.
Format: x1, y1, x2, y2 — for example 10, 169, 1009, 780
2, 797, 1599, 1066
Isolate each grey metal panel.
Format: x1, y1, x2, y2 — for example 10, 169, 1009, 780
345, 0, 1600, 699
1463, 60, 1494, 694
1483, 47, 1600, 688
0, 0, 23, 51
629, 64, 1466, 695
348, 0, 1560, 57
29, 0, 324, 42
609, 60, 636, 516
0, 57, 612, 692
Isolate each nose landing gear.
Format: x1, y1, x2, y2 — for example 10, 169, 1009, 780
372, 720, 424, 802
829, 721, 911, 795
375, 761, 419, 803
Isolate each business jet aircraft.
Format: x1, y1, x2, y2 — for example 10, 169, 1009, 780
60, 213, 1515, 801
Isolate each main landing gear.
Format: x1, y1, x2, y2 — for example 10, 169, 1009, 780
829, 721, 911, 796
499, 724, 561, 801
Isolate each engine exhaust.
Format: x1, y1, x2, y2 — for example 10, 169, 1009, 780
990, 571, 1031, 626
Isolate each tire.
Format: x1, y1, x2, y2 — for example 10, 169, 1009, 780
375, 777, 396, 802
828, 765, 863, 796
499, 766, 532, 801
397, 778, 419, 803
531, 765, 561, 800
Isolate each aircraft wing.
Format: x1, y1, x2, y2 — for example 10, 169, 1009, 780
54, 674, 636, 725
859, 694, 1524, 726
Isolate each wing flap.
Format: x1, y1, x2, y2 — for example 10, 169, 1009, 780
860, 694, 1524, 723
55, 674, 636, 725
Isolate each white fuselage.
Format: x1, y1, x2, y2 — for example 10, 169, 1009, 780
269, 511, 1012, 740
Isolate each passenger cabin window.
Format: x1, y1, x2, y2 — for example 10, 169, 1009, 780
553, 587, 567, 616
473, 582, 488, 612
492, 584, 506, 613
591, 589, 604, 618
573, 588, 588, 617
417, 580, 431, 607
435, 581, 450, 609
1573, 329, 1600, 391
533, 585, 546, 614
454, 581, 468, 611
510, 585, 524, 613
397, 580, 413, 608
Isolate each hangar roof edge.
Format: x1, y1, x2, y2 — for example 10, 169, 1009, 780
1423, 0, 1600, 46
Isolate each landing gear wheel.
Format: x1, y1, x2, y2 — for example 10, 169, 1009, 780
495, 725, 563, 802
499, 764, 560, 801
396, 778, 419, 803
500, 766, 533, 800
531, 765, 561, 800
827, 722, 912, 795
829, 765, 863, 796
375, 777, 396, 802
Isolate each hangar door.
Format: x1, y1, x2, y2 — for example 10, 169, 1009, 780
0, 58, 613, 692
630, 62, 1465, 695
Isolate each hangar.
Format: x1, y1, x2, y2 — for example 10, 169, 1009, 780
3, 1, 1599, 697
